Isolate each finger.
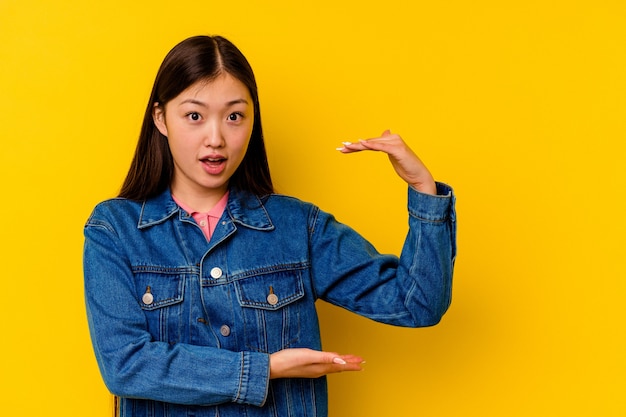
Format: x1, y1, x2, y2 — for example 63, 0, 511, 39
355, 140, 401, 157
358, 131, 396, 145
322, 351, 347, 365
321, 362, 363, 374
336, 141, 368, 153
308, 362, 363, 378
336, 130, 399, 153
303, 351, 365, 376
328, 353, 365, 369
333, 360, 364, 372
338, 354, 366, 364
307, 350, 341, 364
323, 351, 364, 366
336, 134, 393, 153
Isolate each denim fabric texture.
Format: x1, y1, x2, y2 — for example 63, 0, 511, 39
83, 183, 456, 417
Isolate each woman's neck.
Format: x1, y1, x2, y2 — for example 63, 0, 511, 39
171, 185, 228, 213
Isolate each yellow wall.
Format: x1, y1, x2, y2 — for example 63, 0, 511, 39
1, 1, 624, 415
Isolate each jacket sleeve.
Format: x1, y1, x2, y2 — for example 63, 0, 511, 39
309, 182, 456, 327
83, 213, 270, 407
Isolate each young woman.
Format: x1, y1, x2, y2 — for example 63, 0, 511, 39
84, 35, 456, 417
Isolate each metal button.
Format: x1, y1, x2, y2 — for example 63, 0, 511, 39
142, 287, 154, 305
267, 293, 279, 305
210, 267, 223, 279
267, 285, 278, 305
220, 325, 231, 337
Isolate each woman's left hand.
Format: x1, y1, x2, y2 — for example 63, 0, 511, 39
338, 130, 437, 195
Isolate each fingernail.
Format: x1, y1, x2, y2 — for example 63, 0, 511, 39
333, 357, 347, 365
342, 141, 352, 145
336, 147, 345, 151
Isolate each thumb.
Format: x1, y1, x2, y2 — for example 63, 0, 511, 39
319, 351, 346, 365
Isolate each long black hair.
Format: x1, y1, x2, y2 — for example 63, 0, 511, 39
119, 35, 273, 200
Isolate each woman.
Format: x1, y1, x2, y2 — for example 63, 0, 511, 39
84, 35, 456, 417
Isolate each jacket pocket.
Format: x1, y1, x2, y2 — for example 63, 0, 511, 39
135, 270, 186, 343
234, 269, 305, 353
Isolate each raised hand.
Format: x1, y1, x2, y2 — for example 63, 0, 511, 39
337, 130, 437, 195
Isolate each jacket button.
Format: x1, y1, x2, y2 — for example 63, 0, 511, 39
142, 286, 154, 305
220, 325, 231, 337
267, 293, 279, 305
210, 267, 223, 279
142, 292, 154, 305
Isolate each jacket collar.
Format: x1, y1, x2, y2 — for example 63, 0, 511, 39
138, 187, 274, 231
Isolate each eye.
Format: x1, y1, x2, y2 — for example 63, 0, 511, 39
186, 112, 201, 121
228, 112, 243, 122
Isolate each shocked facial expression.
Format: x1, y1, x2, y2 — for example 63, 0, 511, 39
153, 73, 254, 202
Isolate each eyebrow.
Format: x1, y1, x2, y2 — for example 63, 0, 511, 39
179, 98, 249, 107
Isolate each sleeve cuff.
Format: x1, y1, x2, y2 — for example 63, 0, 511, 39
408, 182, 456, 222
233, 351, 271, 407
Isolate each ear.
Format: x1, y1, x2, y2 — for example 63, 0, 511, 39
152, 103, 168, 137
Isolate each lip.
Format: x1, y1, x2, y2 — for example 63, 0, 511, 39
200, 153, 226, 161
200, 154, 227, 175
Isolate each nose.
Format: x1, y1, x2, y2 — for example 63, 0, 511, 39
203, 121, 225, 148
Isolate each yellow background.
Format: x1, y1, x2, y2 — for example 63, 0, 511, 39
1, 1, 624, 415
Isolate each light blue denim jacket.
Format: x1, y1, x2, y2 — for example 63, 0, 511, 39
83, 183, 456, 417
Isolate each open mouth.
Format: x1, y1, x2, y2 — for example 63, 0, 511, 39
200, 156, 227, 174
201, 157, 226, 165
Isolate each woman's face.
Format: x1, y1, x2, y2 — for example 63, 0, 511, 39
153, 73, 254, 204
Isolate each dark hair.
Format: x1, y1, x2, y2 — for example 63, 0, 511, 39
119, 35, 273, 200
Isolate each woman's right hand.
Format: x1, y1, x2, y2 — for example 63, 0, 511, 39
269, 348, 364, 379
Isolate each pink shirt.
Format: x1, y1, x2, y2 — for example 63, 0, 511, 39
172, 192, 229, 240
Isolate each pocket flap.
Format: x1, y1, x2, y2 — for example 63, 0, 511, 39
137, 274, 185, 310
235, 271, 304, 311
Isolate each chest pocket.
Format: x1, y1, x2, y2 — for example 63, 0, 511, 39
234, 270, 305, 353
135, 271, 186, 343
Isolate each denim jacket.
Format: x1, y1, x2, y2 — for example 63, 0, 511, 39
83, 183, 456, 417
